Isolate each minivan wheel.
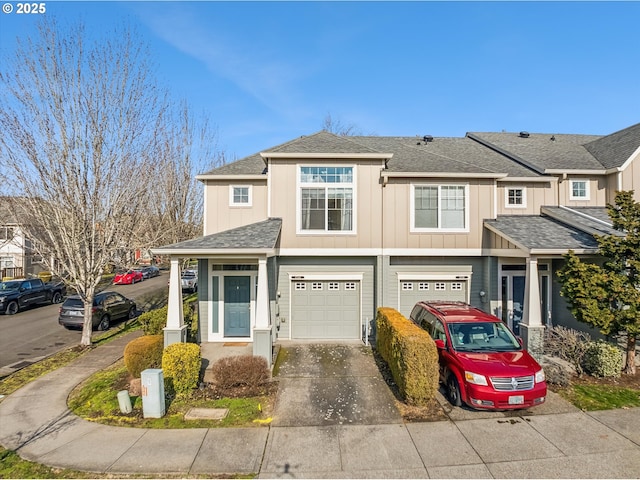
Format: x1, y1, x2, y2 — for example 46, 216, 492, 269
98, 315, 110, 331
447, 375, 463, 407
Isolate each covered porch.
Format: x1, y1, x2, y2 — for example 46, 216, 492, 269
152, 218, 282, 367
483, 206, 615, 357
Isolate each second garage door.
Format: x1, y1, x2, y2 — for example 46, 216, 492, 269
290, 280, 360, 339
398, 279, 468, 318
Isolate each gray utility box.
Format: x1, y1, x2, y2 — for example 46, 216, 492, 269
141, 368, 165, 418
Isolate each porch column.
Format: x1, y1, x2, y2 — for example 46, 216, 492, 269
164, 257, 187, 347
253, 257, 272, 368
521, 256, 544, 359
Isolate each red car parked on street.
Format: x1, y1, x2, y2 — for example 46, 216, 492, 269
410, 301, 547, 410
113, 269, 144, 285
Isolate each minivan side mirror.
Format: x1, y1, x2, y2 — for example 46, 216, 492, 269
434, 339, 446, 350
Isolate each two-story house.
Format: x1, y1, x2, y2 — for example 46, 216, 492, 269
153, 122, 640, 365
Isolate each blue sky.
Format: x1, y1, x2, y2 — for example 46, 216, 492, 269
1, 1, 639, 161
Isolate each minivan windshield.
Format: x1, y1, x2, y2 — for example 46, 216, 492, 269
448, 322, 521, 352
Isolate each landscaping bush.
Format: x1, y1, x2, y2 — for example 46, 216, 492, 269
544, 325, 592, 375
376, 307, 439, 406
137, 306, 168, 335
211, 355, 270, 389
162, 342, 201, 395
123, 335, 164, 378
582, 340, 623, 378
183, 299, 199, 343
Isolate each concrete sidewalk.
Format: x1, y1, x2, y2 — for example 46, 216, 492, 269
1, 333, 640, 478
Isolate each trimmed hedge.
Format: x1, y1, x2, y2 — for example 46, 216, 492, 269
376, 307, 439, 406
162, 342, 201, 395
123, 335, 164, 378
211, 355, 270, 389
583, 340, 623, 378
137, 306, 168, 335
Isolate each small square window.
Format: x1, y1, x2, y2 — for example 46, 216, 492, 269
345, 282, 357, 290
402, 282, 413, 291
435, 282, 446, 291
451, 282, 463, 291
312, 282, 323, 290
328, 282, 339, 290
295, 282, 306, 290
230, 185, 252, 206
569, 180, 589, 200
506, 187, 526, 208
419, 282, 429, 290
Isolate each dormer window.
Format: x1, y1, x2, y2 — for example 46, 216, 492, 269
569, 180, 589, 201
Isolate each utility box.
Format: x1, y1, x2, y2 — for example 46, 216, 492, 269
141, 368, 165, 418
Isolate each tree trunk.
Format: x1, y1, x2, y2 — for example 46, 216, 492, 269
81, 288, 95, 347
624, 334, 636, 375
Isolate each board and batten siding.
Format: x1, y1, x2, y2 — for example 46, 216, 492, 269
274, 257, 376, 340
382, 178, 495, 250
496, 182, 557, 215
203, 180, 268, 235
268, 159, 384, 250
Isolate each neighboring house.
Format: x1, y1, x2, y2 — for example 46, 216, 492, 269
153, 123, 640, 365
0, 200, 46, 280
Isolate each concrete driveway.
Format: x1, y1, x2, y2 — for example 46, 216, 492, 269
272, 343, 402, 427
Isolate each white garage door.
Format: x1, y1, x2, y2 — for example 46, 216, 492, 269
291, 280, 360, 339
398, 279, 467, 318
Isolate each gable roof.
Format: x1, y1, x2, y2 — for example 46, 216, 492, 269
264, 131, 381, 155
583, 122, 640, 169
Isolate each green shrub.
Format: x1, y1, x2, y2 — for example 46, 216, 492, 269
582, 340, 623, 378
123, 335, 164, 378
138, 306, 168, 335
211, 355, 270, 389
183, 299, 199, 342
162, 342, 201, 395
376, 307, 439, 406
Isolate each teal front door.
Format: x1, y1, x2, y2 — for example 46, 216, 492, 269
224, 276, 251, 337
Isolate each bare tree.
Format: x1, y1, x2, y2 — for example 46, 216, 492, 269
135, 103, 225, 259
322, 113, 362, 136
0, 20, 165, 346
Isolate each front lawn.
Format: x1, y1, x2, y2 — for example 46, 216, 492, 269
68, 360, 276, 429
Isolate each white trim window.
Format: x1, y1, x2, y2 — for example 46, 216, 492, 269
229, 185, 252, 207
505, 187, 527, 208
569, 180, 590, 201
298, 166, 354, 233
411, 184, 468, 232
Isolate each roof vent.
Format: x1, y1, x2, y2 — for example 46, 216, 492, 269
519, 131, 530, 138
423, 135, 433, 143
550, 135, 556, 141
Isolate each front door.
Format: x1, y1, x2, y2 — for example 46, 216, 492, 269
224, 276, 251, 337
501, 274, 525, 335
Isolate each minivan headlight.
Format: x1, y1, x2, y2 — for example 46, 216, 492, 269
535, 369, 546, 383
465, 371, 488, 386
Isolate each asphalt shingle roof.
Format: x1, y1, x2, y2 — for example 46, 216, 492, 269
583, 123, 640, 169
155, 218, 281, 251
541, 206, 620, 237
485, 215, 600, 251
468, 132, 603, 172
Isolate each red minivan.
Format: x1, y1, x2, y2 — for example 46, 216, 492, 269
410, 301, 547, 410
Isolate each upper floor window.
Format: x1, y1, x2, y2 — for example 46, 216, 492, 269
230, 185, 252, 207
299, 166, 354, 233
569, 180, 589, 200
411, 184, 468, 232
0, 227, 15, 241
506, 187, 526, 208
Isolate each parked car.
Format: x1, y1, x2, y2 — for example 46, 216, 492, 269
409, 301, 547, 410
181, 269, 197, 293
0, 278, 67, 315
113, 269, 143, 285
135, 265, 160, 279
58, 291, 136, 331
